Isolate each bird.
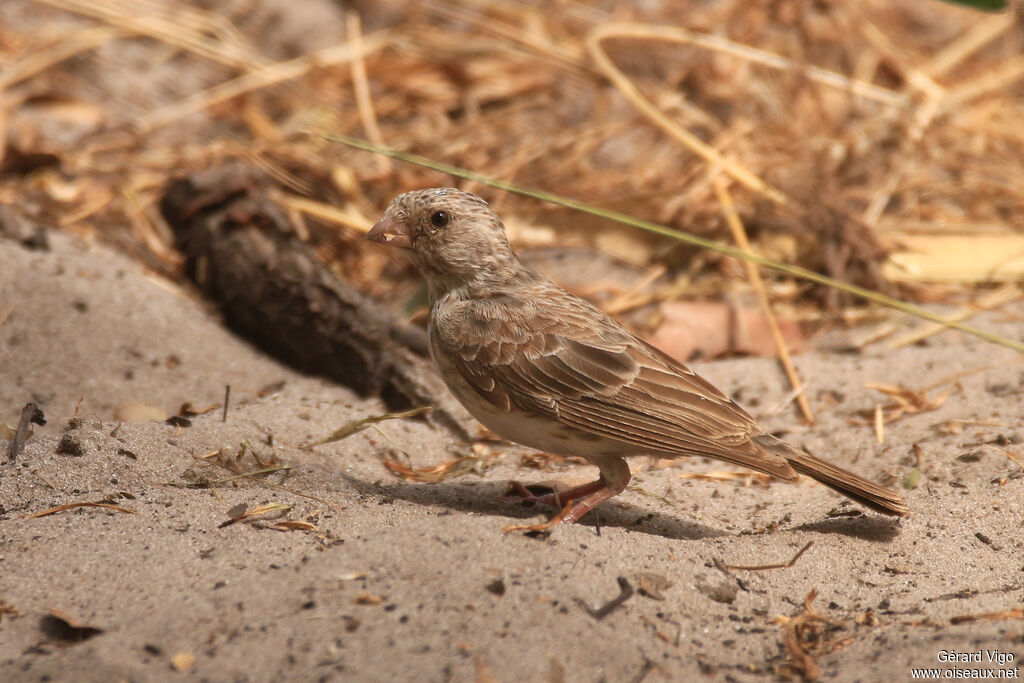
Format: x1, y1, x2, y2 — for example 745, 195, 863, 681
366, 187, 908, 531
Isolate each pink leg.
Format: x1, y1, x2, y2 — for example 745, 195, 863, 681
503, 458, 631, 532
505, 479, 607, 507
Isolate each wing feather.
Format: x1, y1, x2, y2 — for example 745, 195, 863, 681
431, 283, 795, 479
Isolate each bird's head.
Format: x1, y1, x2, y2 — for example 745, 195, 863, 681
366, 188, 522, 297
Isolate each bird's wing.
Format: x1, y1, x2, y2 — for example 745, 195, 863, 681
432, 284, 796, 479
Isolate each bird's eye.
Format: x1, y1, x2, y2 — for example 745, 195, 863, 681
429, 211, 450, 229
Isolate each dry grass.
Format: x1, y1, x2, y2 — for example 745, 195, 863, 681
2, 0, 1022, 338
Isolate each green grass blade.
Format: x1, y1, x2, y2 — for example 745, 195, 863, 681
322, 133, 1024, 353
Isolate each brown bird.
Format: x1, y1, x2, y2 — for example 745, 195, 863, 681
367, 188, 908, 531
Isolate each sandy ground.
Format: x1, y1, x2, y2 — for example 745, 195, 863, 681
2, 232, 1023, 682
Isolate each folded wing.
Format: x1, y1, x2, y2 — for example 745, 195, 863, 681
432, 284, 798, 481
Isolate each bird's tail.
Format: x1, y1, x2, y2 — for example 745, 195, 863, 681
753, 434, 909, 516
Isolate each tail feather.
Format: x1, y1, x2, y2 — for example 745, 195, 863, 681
753, 434, 909, 517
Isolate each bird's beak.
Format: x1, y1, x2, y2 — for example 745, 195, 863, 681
366, 215, 413, 250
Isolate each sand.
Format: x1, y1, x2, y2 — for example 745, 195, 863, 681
2, 232, 1022, 681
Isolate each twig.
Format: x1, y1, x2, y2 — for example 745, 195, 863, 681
27, 501, 135, 518
273, 192, 373, 233
222, 384, 230, 423
714, 177, 813, 424
346, 11, 389, 176
724, 541, 813, 571
950, 607, 1024, 625
575, 576, 634, 620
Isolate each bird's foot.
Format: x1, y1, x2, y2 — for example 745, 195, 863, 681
503, 480, 553, 504
504, 479, 607, 508
502, 499, 581, 533
502, 479, 627, 533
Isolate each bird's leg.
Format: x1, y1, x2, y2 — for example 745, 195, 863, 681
504, 479, 606, 506
503, 458, 631, 532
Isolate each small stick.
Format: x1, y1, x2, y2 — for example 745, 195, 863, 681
714, 177, 814, 425
950, 607, 1024, 625
347, 11, 390, 176
222, 384, 231, 423
724, 541, 813, 571
27, 501, 135, 518
274, 194, 373, 233
575, 576, 634, 620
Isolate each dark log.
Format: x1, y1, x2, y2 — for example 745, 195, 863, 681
160, 164, 470, 437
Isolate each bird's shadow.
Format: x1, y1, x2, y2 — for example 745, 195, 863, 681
340, 474, 902, 542
341, 473, 723, 540
791, 514, 903, 542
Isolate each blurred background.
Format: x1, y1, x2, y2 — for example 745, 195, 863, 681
2, 0, 1022, 361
